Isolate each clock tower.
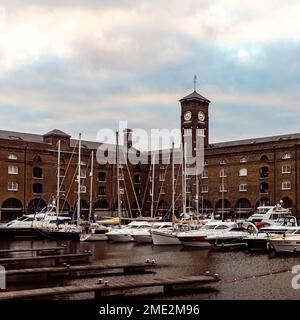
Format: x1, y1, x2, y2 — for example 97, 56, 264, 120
180, 89, 210, 152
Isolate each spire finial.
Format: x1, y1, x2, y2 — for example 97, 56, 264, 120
193, 74, 197, 91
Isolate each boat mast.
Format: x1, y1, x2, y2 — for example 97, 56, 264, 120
116, 131, 121, 226
77, 133, 82, 226
171, 142, 175, 224
196, 168, 199, 218
150, 152, 155, 219
182, 142, 187, 216
88, 150, 94, 222
56, 139, 61, 217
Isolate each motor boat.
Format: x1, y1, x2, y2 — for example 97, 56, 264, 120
269, 228, 300, 253
132, 221, 172, 244
151, 221, 202, 246
0, 210, 72, 239
247, 204, 292, 224
80, 223, 110, 242
244, 216, 298, 250
206, 222, 258, 249
177, 221, 237, 247
106, 221, 152, 242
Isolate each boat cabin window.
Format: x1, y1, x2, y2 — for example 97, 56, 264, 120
215, 225, 230, 230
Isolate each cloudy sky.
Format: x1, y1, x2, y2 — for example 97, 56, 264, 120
1, 0, 300, 150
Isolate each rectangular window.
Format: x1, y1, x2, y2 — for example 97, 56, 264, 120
219, 184, 227, 192
239, 184, 247, 192
219, 169, 227, 178
160, 187, 166, 194
282, 165, 291, 174
282, 181, 291, 190
239, 168, 247, 176
8, 181, 18, 191
201, 185, 208, 193
80, 186, 87, 193
8, 165, 18, 175
159, 174, 165, 181
186, 186, 192, 193
202, 170, 208, 179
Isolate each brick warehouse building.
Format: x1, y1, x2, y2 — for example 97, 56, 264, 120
0, 89, 299, 221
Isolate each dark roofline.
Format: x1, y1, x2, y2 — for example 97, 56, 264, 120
209, 133, 300, 149
179, 90, 211, 103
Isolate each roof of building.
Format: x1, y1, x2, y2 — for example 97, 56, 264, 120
210, 133, 300, 149
0, 129, 300, 151
44, 129, 71, 138
179, 90, 210, 103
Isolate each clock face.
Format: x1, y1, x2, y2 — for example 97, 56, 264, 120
198, 111, 205, 122
184, 111, 192, 121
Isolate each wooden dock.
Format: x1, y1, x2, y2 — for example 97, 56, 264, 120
0, 252, 92, 268
0, 274, 220, 300
0, 246, 67, 256
5, 261, 156, 280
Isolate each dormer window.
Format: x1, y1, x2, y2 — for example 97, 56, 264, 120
282, 153, 291, 160
240, 157, 248, 163
8, 154, 18, 160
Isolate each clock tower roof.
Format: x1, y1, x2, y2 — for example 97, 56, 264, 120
179, 90, 210, 103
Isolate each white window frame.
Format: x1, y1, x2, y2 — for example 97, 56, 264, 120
8, 181, 18, 191
8, 165, 18, 175
239, 183, 248, 192
186, 186, 192, 194
239, 168, 247, 177
219, 184, 227, 192
159, 174, 165, 181
282, 153, 291, 160
8, 154, 18, 160
282, 165, 291, 174
240, 157, 248, 163
219, 169, 227, 178
201, 185, 208, 193
282, 181, 291, 190
201, 170, 208, 179
80, 186, 87, 193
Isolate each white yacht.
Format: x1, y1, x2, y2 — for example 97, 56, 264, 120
132, 221, 172, 244
177, 221, 237, 247
80, 223, 110, 242
247, 204, 292, 224
106, 221, 152, 242
269, 228, 300, 253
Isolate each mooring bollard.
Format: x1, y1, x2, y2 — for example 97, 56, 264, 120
205, 271, 210, 276
98, 279, 103, 284
214, 273, 219, 279
151, 260, 155, 265
146, 259, 150, 263
104, 281, 108, 286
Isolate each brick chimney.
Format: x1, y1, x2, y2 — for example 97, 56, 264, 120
123, 128, 133, 149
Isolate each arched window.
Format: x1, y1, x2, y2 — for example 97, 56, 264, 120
204, 160, 208, 166
134, 174, 141, 184
260, 182, 269, 194
240, 157, 248, 163
33, 183, 43, 194
33, 155, 42, 162
260, 155, 269, 161
98, 172, 106, 182
8, 154, 18, 160
239, 168, 247, 176
33, 167, 43, 178
260, 167, 269, 178
282, 153, 291, 160
98, 186, 106, 195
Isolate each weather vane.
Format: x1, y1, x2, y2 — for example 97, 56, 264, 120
193, 74, 197, 91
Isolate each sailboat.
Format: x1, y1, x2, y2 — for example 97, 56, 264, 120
37, 136, 83, 240
80, 150, 110, 242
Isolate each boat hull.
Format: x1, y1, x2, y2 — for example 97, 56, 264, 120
152, 231, 181, 245
106, 233, 134, 242
269, 239, 300, 253
132, 234, 152, 243
0, 228, 43, 239
177, 235, 211, 248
